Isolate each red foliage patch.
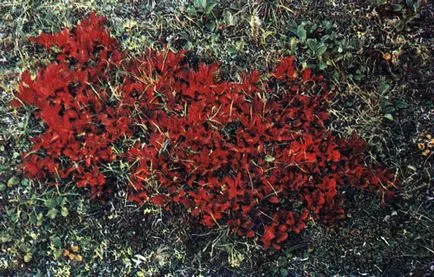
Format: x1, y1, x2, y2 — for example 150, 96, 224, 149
12, 13, 397, 250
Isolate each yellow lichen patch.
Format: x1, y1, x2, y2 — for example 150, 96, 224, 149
383, 52, 392, 61
63, 245, 83, 262
416, 132, 433, 157
71, 245, 79, 253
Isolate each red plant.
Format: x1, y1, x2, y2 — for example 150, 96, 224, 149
12, 13, 397, 250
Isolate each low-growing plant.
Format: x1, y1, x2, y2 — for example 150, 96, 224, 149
11, 13, 398, 250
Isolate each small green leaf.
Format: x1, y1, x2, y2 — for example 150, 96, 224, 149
235, 40, 245, 51
44, 199, 57, 209
322, 20, 332, 30
407, 165, 417, 171
47, 208, 58, 219
51, 236, 62, 249
0, 233, 12, 243
318, 61, 327, 70
36, 212, 44, 226
205, 2, 217, 15
53, 248, 63, 259
280, 269, 289, 276
60, 206, 69, 217
29, 232, 38, 240
262, 31, 274, 44
224, 11, 236, 26
206, 21, 216, 31
395, 99, 409, 109
392, 4, 403, 11
412, 0, 423, 12
186, 6, 198, 17
383, 103, 396, 114
290, 37, 298, 52
405, 0, 414, 6
0, 183, 6, 191
379, 81, 391, 95
316, 43, 327, 56
264, 155, 275, 162
297, 25, 307, 42
184, 41, 193, 50
7, 176, 20, 187
24, 252, 32, 263
306, 39, 317, 52
21, 179, 29, 187
384, 114, 394, 121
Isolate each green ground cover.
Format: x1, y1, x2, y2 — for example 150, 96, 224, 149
0, 0, 432, 275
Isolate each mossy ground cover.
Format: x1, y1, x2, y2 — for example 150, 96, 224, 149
0, 0, 432, 275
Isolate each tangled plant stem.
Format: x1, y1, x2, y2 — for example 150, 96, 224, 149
12, 13, 397, 250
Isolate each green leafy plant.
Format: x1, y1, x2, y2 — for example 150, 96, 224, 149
379, 79, 409, 121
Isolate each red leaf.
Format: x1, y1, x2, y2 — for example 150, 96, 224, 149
268, 196, 279, 204
302, 68, 312, 81
246, 230, 255, 238
276, 230, 288, 244
262, 225, 275, 242
10, 99, 23, 108
150, 194, 167, 206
